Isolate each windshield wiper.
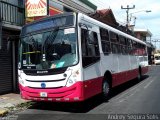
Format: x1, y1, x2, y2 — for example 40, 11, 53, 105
40, 27, 60, 69
25, 34, 40, 65
40, 27, 59, 69
27, 34, 38, 51
42, 27, 59, 55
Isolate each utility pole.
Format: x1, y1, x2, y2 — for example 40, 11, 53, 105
152, 40, 160, 49
121, 5, 135, 32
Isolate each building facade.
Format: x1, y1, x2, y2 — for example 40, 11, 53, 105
89, 9, 119, 28
0, 0, 25, 94
0, 0, 97, 94
134, 28, 152, 42
134, 28, 154, 65
26, 0, 97, 23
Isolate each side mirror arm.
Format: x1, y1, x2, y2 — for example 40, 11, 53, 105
7, 37, 12, 52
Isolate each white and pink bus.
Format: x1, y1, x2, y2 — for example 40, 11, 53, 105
18, 12, 148, 102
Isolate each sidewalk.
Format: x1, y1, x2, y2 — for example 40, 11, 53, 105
0, 93, 29, 116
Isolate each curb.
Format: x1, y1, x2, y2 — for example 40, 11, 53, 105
0, 109, 8, 117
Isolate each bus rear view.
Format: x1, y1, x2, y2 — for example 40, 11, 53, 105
19, 13, 83, 102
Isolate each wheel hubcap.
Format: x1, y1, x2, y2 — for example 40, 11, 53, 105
103, 82, 109, 95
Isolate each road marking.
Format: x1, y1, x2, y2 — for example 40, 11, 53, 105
117, 89, 139, 103
113, 78, 149, 101
144, 80, 154, 89
119, 99, 125, 103
117, 78, 155, 103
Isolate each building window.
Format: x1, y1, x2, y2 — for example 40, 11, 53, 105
18, 0, 24, 8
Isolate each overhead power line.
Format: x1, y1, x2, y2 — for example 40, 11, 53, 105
121, 5, 135, 31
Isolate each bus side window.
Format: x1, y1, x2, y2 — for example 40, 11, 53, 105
125, 38, 129, 54
127, 39, 131, 54
81, 28, 100, 67
100, 28, 111, 55
142, 44, 147, 55
119, 35, 126, 54
110, 31, 119, 54
128, 39, 133, 55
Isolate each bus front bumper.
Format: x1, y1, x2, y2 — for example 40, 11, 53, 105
19, 82, 84, 102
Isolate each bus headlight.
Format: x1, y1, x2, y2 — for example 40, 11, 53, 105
66, 77, 76, 87
18, 73, 25, 87
19, 78, 25, 87
66, 70, 79, 87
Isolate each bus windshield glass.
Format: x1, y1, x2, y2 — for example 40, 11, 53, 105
20, 27, 78, 70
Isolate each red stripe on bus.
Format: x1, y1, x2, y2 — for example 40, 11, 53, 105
20, 66, 148, 102
83, 77, 103, 99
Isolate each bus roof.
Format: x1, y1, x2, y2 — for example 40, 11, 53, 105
78, 13, 146, 45
23, 12, 75, 28
22, 12, 147, 46
21, 12, 75, 36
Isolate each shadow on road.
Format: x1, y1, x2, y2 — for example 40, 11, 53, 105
110, 75, 149, 99
28, 75, 149, 113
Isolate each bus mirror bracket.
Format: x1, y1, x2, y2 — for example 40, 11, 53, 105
7, 35, 19, 51
79, 23, 88, 30
79, 23, 95, 45
7, 37, 12, 52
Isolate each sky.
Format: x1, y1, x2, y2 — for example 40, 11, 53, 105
89, 0, 160, 49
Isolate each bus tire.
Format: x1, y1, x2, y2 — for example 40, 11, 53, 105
138, 67, 142, 81
102, 79, 110, 101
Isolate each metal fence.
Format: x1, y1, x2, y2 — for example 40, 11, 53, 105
0, 1, 25, 26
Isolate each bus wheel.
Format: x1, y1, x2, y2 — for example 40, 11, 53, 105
102, 80, 110, 101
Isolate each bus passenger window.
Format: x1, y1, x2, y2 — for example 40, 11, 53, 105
81, 28, 100, 67
100, 28, 111, 55
128, 39, 133, 55
132, 41, 138, 55
110, 31, 119, 54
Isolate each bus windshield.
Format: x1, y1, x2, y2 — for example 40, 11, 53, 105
20, 27, 78, 70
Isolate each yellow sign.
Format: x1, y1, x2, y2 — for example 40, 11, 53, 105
25, 0, 48, 17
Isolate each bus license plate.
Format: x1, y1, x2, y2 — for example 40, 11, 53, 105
40, 92, 47, 97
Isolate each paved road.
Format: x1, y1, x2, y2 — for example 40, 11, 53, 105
17, 66, 160, 120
